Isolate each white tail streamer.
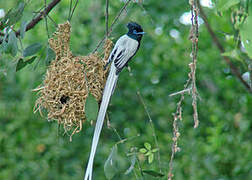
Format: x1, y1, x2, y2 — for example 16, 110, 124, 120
84, 64, 118, 180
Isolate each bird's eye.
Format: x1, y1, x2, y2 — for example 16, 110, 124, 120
133, 30, 137, 34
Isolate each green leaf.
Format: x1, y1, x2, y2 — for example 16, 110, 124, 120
221, 50, 242, 61
16, 58, 26, 71
45, 46, 56, 66
240, 8, 252, 59
20, 21, 27, 39
1, 30, 9, 53
7, 31, 18, 57
104, 145, 118, 180
152, 148, 159, 153
1, 40, 7, 53
148, 153, 154, 163
217, 0, 240, 12
144, 142, 151, 150
26, 56, 37, 64
23, 43, 42, 57
16, 56, 37, 72
2, 2, 25, 28
139, 148, 147, 154
142, 170, 165, 177
85, 93, 98, 122
2, 41, 11, 54
124, 154, 136, 175
225, 34, 235, 46
145, 151, 152, 156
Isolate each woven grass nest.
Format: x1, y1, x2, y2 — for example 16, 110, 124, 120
33, 22, 113, 139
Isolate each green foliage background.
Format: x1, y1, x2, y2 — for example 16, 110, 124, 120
0, 0, 252, 179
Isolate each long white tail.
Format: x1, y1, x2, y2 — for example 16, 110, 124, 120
84, 63, 118, 180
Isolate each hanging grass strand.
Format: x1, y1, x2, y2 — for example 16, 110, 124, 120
168, 0, 200, 178
190, 0, 199, 128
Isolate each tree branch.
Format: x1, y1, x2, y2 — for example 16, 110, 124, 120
17, 0, 61, 36
0, 0, 61, 42
199, 5, 252, 94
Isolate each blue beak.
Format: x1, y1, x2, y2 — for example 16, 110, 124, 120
136, 32, 145, 35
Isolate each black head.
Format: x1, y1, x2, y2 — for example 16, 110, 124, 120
127, 22, 144, 42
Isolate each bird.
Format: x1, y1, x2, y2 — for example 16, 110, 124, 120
84, 22, 145, 180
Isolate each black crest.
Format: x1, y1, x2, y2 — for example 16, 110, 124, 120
127, 22, 144, 33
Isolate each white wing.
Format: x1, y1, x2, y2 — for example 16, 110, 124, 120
114, 35, 139, 73
108, 35, 139, 74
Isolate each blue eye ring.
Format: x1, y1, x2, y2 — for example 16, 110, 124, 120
133, 29, 137, 34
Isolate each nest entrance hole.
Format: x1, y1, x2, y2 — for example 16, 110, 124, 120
60, 95, 70, 104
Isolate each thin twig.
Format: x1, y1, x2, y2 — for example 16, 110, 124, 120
169, 88, 191, 97
105, 0, 109, 38
44, 15, 50, 39
108, 120, 139, 179
68, 0, 73, 21
47, 15, 58, 27
44, 0, 50, 39
92, 0, 132, 53
32, 6, 45, 15
69, 0, 79, 21
126, 66, 161, 174
199, 3, 252, 93
137, 90, 162, 172
127, 65, 162, 172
